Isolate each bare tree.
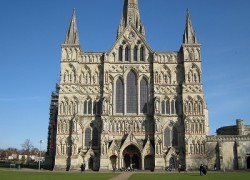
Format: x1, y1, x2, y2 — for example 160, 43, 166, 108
21, 139, 34, 164
21, 139, 34, 154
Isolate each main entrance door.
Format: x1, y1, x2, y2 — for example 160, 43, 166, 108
123, 145, 141, 169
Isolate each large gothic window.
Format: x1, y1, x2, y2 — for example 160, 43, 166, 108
127, 71, 137, 113
116, 78, 124, 113
85, 128, 91, 147
92, 127, 99, 147
164, 127, 171, 147
140, 78, 148, 113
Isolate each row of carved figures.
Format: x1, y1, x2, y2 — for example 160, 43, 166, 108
185, 121, 205, 134
56, 143, 79, 156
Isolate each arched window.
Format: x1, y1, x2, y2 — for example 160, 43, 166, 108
140, 46, 144, 61
134, 46, 138, 61
116, 78, 124, 113
161, 101, 166, 114
88, 100, 92, 114
164, 127, 171, 147
92, 128, 99, 147
127, 71, 137, 113
93, 100, 101, 115
171, 100, 175, 114
198, 102, 203, 114
118, 46, 123, 61
84, 100, 88, 114
85, 128, 91, 147
125, 46, 130, 61
166, 100, 170, 114
172, 127, 178, 146
175, 100, 179, 115
140, 78, 148, 113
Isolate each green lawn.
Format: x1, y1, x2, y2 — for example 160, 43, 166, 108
0, 170, 119, 180
129, 172, 250, 180
0, 169, 250, 180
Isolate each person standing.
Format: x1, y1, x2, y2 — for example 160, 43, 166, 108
80, 163, 84, 173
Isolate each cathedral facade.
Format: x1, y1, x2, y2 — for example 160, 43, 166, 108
46, 0, 209, 171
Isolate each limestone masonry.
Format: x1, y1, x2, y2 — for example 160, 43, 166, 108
45, 0, 250, 171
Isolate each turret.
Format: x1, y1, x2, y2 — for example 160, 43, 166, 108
64, 9, 80, 46
183, 9, 198, 44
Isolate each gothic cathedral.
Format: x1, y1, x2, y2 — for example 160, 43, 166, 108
46, 0, 209, 171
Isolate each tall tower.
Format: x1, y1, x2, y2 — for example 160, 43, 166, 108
181, 9, 209, 167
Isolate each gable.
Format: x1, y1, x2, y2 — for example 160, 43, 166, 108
107, 24, 153, 63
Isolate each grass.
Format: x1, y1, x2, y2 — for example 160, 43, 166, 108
128, 171, 250, 180
0, 169, 119, 180
0, 169, 250, 180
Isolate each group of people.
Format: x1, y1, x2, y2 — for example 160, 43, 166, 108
119, 166, 134, 172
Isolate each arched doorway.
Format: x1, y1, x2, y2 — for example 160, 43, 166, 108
144, 155, 154, 170
123, 145, 141, 169
247, 157, 250, 169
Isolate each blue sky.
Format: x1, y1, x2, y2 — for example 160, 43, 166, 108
0, 0, 249, 150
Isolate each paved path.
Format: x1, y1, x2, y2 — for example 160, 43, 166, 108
110, 172, 133, 180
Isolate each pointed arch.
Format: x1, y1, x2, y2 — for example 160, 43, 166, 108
127, 70, 137, 113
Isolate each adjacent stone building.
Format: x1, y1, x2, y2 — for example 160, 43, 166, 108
45, 0, 250, 171
206, 119, 250, 170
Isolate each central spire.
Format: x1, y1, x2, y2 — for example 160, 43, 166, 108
123, 0, 139, 27
117, 0, 145, 38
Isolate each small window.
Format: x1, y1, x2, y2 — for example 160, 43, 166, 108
118, 46, 123, 61
140, 47, 144, 61
134, 46, 138, 61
